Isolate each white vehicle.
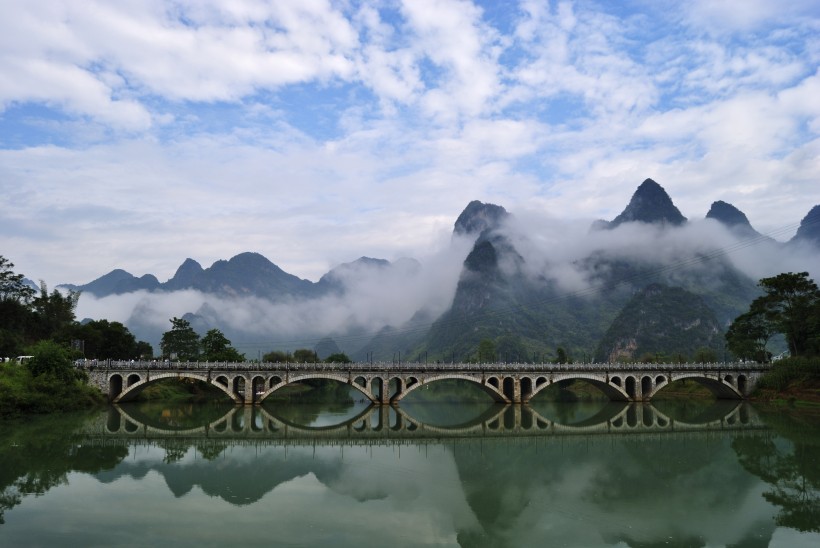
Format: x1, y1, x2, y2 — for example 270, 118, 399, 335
16, 355, 34, 363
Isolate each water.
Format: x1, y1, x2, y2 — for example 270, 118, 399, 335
1, 398, 819, 547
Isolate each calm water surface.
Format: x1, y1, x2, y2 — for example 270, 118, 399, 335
1, 397, 818, 547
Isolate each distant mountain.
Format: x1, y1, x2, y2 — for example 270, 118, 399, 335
705, 201, 768, 240
163, 252, 315, 299
790, 205, 820, 248
609, 178, 687, 228
594, 284, 724, 362
316, 257, 391, 294
453, 200, 509, 237
62, 269, 160, 296
60, 179, 816, 362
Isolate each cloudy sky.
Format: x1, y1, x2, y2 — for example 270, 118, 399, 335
2, 0, 819, 286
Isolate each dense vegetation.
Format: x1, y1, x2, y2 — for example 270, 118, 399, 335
726, 272, 820, 362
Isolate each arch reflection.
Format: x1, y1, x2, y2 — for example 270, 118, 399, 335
90, 400, 764, 444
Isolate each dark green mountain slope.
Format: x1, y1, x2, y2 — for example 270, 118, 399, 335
594, 284, 724, 362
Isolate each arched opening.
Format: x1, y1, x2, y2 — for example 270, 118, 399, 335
231, 410, 245, 431
269, 375, 282, 388
739, 405, 750, 424
124, 420, 139, 433
406, 376, 419, 389
109, 374, 123, 399
521, 408, 533, 429
251, 408, 264, 432
641, 376, 652, 399
371, 408, 383, 431
531, 378, 626, 402
642, 405, 653, 427
724, 374, 734, 386
389, 407, 402, 431
610, 376, 622, 387
106, 408, 122, 432
503, 406, 516, 429
399, 378, 497, 404
213, 419, 227, 433
354, 376, 367, 389
371, 377, 384, 401
488, 377, 500, 390
127, 374, 141, 387
388, 377, 402, 401
503, 377, 516, 401
520, 377, 533, 401
625, 377, 637, 400
655, 375, 665, 385
626, 405, 638, 427
535, 377, 548, 388
738, 375, 747, 395
233, 377, 246, 401
214, 375, 229, 388
252, 376, 265, 403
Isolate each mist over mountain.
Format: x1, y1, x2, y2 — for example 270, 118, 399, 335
67, 178, 820, 361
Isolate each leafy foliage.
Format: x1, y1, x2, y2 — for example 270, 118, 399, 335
726, 272, 820, 360
160, 317, 200, 360
200, 328, 244, 362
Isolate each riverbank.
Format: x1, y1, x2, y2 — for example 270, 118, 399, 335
750, 357, 820, 407
0, 362, 106, 418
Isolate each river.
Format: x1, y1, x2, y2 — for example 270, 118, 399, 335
1, 397, 818, 547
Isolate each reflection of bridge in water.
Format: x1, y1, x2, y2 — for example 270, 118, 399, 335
80, 402, 767, 447
83, 361, 770, 404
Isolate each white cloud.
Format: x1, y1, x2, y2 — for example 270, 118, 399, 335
0, 0, 818, 288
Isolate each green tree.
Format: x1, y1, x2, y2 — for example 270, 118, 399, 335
160, 317, 200, 360
292, 348, 318, 362
262, 350, 289, 363
728, 272, 820, 359
0, 256, 35, 304
477, 339, 496, 363
554, 346, 570, 364
25, 340, 76, 382
757, 272, 820, 357
30, 282, 80, 341
70, 320, 142, 360
325, 353, 351, 363
200, 329, 244, 362
725, 304, 774, 361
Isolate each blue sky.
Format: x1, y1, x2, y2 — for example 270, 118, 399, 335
1, 0, 819, 285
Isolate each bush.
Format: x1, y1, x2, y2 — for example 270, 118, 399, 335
755, 357, 820, 392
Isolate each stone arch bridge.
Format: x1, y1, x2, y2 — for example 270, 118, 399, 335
83, 361, 769, 405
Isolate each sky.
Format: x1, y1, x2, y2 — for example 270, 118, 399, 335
2, 0, 820, 286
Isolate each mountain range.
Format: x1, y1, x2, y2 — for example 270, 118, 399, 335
63, 178, 820, 362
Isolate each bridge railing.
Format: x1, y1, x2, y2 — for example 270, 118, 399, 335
79, 360, 771, 373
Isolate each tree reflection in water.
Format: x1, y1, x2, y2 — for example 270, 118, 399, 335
732, 410, 820, 533
0, 400, 818, 547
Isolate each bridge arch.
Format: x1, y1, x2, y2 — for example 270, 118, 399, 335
255, 372, 377, 403
645, 372, 743, 400
112, 372, 241, 403
529, 373, 630, 402
393, 374, 509, 403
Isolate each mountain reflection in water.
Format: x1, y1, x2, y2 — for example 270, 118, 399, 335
0, 400, 818, 547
